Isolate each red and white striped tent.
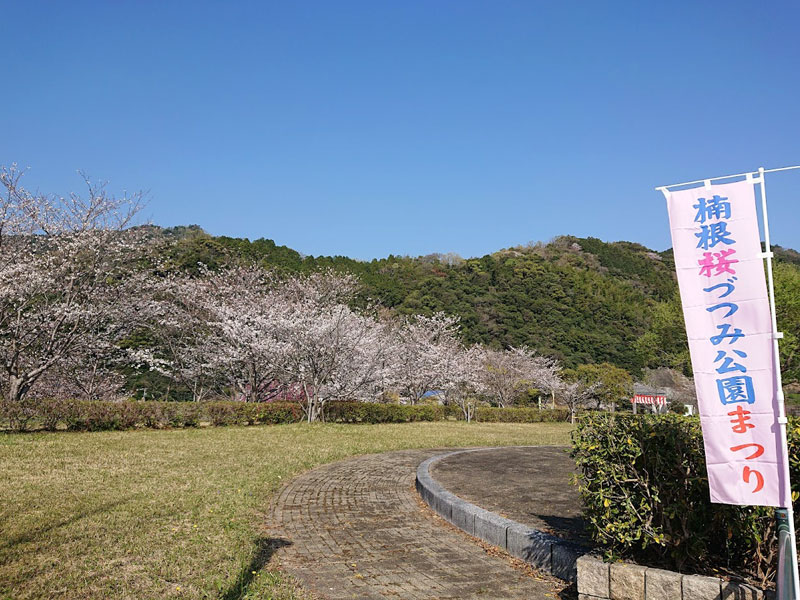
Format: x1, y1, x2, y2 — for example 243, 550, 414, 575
631, 394, 667, 406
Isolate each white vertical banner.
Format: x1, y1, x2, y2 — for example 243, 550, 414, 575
663, 178, 788, 507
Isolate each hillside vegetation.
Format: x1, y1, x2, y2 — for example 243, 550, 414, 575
156, 227, 800, 383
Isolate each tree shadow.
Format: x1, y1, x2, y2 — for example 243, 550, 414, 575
1, 498, 132, 550
220, 536, 292, 600
557, 581, 578, 599
532, 513, 592, 546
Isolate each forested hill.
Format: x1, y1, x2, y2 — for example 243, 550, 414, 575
151, 226, 800, 381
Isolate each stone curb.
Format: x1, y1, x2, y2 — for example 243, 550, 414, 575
415, 447, 585, 582
416, 448, 774, 599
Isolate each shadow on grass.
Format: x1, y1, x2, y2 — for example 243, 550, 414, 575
1, 498, 132, 550
221, 536, 292, 600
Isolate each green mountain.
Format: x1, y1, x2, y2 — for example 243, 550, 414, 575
153, 227, 800, 382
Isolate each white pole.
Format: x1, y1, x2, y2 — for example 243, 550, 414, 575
758, 166, 800, 599
655, 165, 800, 191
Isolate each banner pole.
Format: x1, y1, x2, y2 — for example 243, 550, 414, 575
758, 166, 800, 600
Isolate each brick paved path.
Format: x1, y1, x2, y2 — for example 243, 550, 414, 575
268, 449, 563, 600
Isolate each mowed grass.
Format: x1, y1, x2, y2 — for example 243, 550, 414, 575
1, 421, 572, 600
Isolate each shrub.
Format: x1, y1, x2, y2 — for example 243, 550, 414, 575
64, 401, 141, 431
0, 397, 38, 432
475, 406, 570, 423
38, 398, 75, 431
571, 413, 794, 586
250, 402, 304, 425
324, 402, 445, 423
204, 402, 244, 426
1, 397, 570, 432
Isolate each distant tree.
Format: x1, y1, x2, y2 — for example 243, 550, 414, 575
439, 345, 484, 422
390, 313, 461, 405
775, 262, 800, 382
0, 165, 147, 405
560, 381, 600, 424
141, 268, 396, 421
479, 346, 562, 408
567, 363, 633, 410
276, 274, 395, 422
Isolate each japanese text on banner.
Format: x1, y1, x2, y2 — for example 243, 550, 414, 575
664, 178, 787, 507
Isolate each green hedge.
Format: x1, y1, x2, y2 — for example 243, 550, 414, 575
324, 402, 447, 423
476, 406, 570, 423
0, 398, 305, 432
0, 398, 569, 432
571, 413, 799, 586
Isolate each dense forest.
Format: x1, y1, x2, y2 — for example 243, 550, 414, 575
146, 226, 800, 386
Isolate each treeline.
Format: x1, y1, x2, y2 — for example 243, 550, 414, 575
150, 225, 800, 383
3, 166, 798, 417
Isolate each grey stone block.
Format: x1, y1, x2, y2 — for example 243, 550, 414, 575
449, 499, 475, 535
416, 479, 432, 505
552, 541, 581, 582
682, 574, 722, 600
507, 523, 553, 572
473, 508, 510, 550
577, 555, 610, 598
431, 491, 453, 520
721, 581, 764, 600
645, 567, 682, 600
610, 562, 646, 600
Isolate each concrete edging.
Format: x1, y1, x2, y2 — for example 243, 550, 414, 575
416, 447, 773, 599
415, 447, 585, 582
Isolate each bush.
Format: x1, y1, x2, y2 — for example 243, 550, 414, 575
0, 397, 39, 432
250, 402, 304, 425
64, 401, 141, 431
475, 406, 571, 423
204, 402, 246, 427
325, 402, 445, 423
38, 398, 75, 431
1, 397, 570, 432
571, 413, 795, 586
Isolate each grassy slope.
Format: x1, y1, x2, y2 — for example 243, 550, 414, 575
0, 422, 571, 600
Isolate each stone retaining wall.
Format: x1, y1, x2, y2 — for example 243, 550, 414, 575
577, 555, 772, 600
415, 448, 772, 600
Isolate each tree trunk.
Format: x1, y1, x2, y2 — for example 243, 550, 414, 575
7, 375, 27, 404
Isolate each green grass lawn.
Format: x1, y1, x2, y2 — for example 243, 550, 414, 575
0, 421, 572, 600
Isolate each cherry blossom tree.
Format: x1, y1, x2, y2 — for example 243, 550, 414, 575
141, 266, 289, 403
390, 313, 461, 405
29, 351, 126, 402
439, 345, 484, 422
143, 267, 396, 420
271, 271, 395, 421
277, 297, 395, 422
480, 345, 562, 407
0, 165, 147, 404
560, 380, 600, 424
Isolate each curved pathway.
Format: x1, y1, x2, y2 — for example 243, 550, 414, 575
267, 449, 565, 600
431, 446, 588, 544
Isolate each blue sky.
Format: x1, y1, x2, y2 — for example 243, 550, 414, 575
2, 1, 798, 259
